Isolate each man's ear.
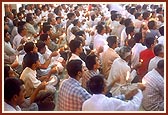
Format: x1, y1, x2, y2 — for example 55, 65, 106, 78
13, 94, 18, 101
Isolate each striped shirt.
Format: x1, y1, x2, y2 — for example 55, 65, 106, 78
82, 70, 99, 89
142, 69, 164, 111
58, 77, 91, 111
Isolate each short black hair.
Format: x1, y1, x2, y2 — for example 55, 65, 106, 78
69, 39, 81, 53
157, 59, 164, 70
134, 12, 141, 19
159, 26, 164, 36
148, 20, 156, 29
24, 42, 35, 53
96, 24, 104, 34
106, 35, 117, 48
142, 11, 150, 20
154, 44, 164, 56
4, 77, 24, 101
85, 54, 97, 70
124, 18, 132, 27
4, 65, 10, 80
43, 25, 52, 33
87, 74, 105, 94
144, 37, 155, 49
125, 26, 135, 35
36, 40, 46, 52
23, 53, 39, 68
40, 33, 49, 42
66, 60, 82, 78
134, 32, 142, 43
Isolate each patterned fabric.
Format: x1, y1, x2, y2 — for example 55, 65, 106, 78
58, 77, 91, 111
82, 70, 99, 89
142, 69, 164, 111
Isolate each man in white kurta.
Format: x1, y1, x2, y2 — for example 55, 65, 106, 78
131, 43, 147, 68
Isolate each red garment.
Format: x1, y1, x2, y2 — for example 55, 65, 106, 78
137, 49, 155, 81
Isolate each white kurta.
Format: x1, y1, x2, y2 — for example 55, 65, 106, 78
148, 56, 163, 72
82, 90, 143, 111
131, 43, 147, 68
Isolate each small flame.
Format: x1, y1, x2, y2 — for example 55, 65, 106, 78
140, 59, 143, 63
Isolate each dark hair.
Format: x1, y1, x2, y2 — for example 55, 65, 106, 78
43, 25, 52, 33
111, 14, 118, 21
154, 44, 164, 56
157, 59, 164, 70
18, 25, 25, 34
119, 17, 125, 25
72, 19, 79, 26
144, 37, 155, 48
87, 74, 105, 94
156, 7, 163, 13
24, 42, 35, 53
69, 39, 81, 53
159, 26, 164, 36
56, 16, 61, 21
85, 54, 97, 70
26, 15, 33, 23
66, 60, 82, 78
134, 32, 142, 43
4, 65, 10, 80
36, 40, 46, 52
134, 12, 141, 19
96, 24, 104, 34
148, 20, 156, 29
129, 7, 136, 15
125, 26, 135, 35
124, 18, 132, 27
18, 21, 26, 27
23, 53, 39, 68
40, 33, 49, 42
75, 30, 85, 37
67, 12, 75, 20
91, 14, 96, 21
106, 35, 117, 48
142, 11, 150, 20
4, 77, 24, 101
4, 29, 8, 38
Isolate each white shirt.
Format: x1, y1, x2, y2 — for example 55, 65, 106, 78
134, 19, 143, 33
13, 34, 23, 50
110, 20, 120, 36
131, 43, 147, 68
82, 90, 143, 111
20, 67, 41, 97
148, 56, 163, 72
93, 33, 108, 52
4, 102, 21, 111
158, 36, 164, 46
69, 53, 86, 67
